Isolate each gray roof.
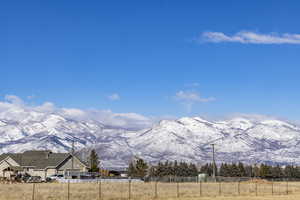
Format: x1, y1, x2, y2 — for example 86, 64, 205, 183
0, 150, 82, 169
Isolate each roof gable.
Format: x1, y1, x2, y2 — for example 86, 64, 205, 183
56, 155, 88, 170
0, 151, 71, 169
0, 154, 22, 165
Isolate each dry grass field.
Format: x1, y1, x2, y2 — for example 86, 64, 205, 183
0, 181, 300, 200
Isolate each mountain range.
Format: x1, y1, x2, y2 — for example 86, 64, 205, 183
1, 108, 300, 168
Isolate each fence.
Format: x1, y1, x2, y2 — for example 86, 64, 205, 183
58, 178, 143, 183
0, 179, 300, 200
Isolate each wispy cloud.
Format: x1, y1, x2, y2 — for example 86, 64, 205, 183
175, 91, 215, 102
27, 95, 36, 100
201, 31, 300, 44
4, 95, 24, 105
107, 93, 120, 101
185, 82, 200, 87
174, 90, 215, 112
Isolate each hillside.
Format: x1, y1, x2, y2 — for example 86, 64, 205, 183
1, 106, 300, 168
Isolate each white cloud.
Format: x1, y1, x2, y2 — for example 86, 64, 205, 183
175, 91, 215, 102
0, 95, 152, 130
4, 95, 24, 105
93, 110, 152, 129
27, 95, 36, 100
61, 108, 86, 118
219, 113, 300, 127
185, 82, 200, 87
201, 31, 300, 44
107, 93, 120, 101
174, 90, 215, 112
222, 113, 277, 121
34, 102, 56, 113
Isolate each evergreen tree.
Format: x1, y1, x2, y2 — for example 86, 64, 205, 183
173, 160, 179, 176
219, 163, 225, 177
128, 161, 137, 177
259, 164, 272, 178
224, 163, 230, 177
271, 165, 283, 178
200, 163, 209, 175
135, 158, 149, 177
230, 163, 239, 177
253, 164, 260, 178
284, 165, 296, 178
238, 162, 246, 177
148, 166, 157, 177
295, 166, 300, 178
128, 157, 149, 178
181, 162, 190, 176
147, 161, 200, 177
89, 149, 100, 172
155, 162, 164, 177
188, 163, 199, 176
200, 163, 215, 176
219, 163, 227, 177
245, 165, 253, 177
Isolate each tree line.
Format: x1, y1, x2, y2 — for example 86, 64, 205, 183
127, 158, 300, 179
86, 150, 300, 179
148, 161, 198, 177
200, 162, 300, 178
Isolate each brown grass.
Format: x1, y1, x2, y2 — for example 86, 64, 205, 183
0, 181, 300, 200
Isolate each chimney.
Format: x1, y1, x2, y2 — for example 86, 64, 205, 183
45, 151, 52, 159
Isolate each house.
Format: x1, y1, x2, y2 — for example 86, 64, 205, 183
0, 150, 89, 180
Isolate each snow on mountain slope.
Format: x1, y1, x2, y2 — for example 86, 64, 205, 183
0, 120, 6, 126
122, 117, 300, 167
1, 109, 300, 168
0, 108, 104, 153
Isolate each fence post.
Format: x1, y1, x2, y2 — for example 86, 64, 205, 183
238, 181, 240, 196
32, 183, 35, 200
271, 179, 274, 196
154, 181, 158, 199
255, 182, 258, 196
176, 180, 179, 198
128, 178, 132, 200
67, 180, 70, 200
286, 179, 289, 195
219, 181, 221, 196
199, 181, 202, 197
98, 179, 102, 200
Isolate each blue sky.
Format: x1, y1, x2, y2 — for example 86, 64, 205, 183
1, 1, 300, 120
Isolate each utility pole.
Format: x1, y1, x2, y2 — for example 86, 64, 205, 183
71, 140, 75, 170
211, 144, 216, 181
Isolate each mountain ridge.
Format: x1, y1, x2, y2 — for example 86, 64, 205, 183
1, 109, 300, 168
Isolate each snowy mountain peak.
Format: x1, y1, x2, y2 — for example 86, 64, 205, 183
1, 113, 300, 168
223, 117, 254, 130
177, 117, 211, 125
260, 119, 298, 129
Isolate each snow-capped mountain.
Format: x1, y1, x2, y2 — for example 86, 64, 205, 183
1, 108, 300, 168
126, 117, 300, 167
